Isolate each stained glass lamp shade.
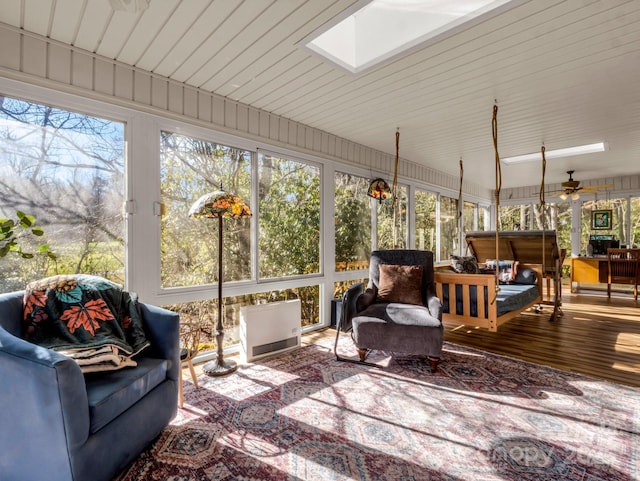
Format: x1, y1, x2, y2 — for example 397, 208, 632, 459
188, 188, 252, 376
367, 177, 391, 203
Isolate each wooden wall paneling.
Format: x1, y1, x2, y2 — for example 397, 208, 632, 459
73, 50, 95, 91
197, 90, 212, 123
341, 140, 350, 162
94, 58, 114, 96
327, 134, 336, 157
296, 124, 305, 148
347, 141, 356, 163
167, 82, 183, 114
183, 86, 198, 119
278, 118, 288, 144
0, 29, 21, 71
22, 36, 47, 78
352, 142, 361, 164
267, 114, 278, 141
48, 43, 72, 85
151, 77, 168, 111
321, 132, 329, 155
259, 111, 270, 139
236, 103, 249, 134
352, 144, 360, 164
375, 151, 383, 172
134, 70, 152, 106
362, 146, 370, 166
305, 127, 314, 151
287, 120, 297, 146
248, 107, 260, 136
224, 99, 237, 130
114, 64, 134, 100
313, 130, 321, 152
332, 138, 342, 161
212, 95, 225, 126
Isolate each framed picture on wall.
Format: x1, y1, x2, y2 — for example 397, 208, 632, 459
591, 209, 612, 230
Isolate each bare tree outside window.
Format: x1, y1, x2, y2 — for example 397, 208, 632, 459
0, 95, 125, 293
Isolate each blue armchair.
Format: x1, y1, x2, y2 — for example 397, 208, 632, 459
0, 290, 180, 481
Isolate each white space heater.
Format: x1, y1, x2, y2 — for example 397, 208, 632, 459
240, 299, 301, 362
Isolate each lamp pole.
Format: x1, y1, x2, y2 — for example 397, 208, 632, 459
202, 215, 237, 376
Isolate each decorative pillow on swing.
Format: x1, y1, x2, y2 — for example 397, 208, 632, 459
484, 260, 519, 283
449, 255, 480, 274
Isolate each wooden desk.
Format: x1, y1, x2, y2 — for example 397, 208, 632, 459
569, 257, 608, 292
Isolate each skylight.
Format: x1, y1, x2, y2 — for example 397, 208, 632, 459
304, 0, 519, 74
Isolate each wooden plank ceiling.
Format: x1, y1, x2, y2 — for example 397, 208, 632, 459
1, 0, 640, 191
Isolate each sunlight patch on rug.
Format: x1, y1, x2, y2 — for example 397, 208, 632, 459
115, 337, 640, 481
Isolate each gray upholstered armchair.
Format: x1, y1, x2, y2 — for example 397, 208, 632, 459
0, 289, 180, 481
335, 249, 444, 371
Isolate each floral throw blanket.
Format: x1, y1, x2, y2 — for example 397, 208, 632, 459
22, 275, 150, 373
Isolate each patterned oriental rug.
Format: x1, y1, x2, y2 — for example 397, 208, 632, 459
115, 337, 639, 481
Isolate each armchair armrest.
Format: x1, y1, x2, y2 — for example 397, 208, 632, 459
356, 288, 377, 312
427, 294, 443, 322
339, 282, 364, 333
0, 326, 90, 460
139, 303, 180, 381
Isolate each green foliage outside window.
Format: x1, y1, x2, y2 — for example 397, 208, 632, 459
0, 211, 54, 260
440, 195, 458, 260
415, 190, 436, 254
258, 154, 320, 278
377, 185, 407, 250
335, 172, 372, 269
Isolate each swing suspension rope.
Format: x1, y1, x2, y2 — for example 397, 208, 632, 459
392, 130, 400, 248
458, 159, 464, 240
540, 145, 547, 274
492, 104, 501, 298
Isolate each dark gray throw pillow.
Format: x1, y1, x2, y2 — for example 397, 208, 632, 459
450, 255, 479, 274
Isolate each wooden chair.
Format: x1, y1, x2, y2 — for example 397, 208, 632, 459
607, 248, 640, 300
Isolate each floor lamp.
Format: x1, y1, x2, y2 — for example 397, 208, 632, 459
188, 187, 252, 376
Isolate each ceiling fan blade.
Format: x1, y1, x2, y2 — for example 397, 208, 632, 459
579, 183, 614, 192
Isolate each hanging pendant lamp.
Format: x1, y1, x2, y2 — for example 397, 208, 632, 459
367, 177, 391, 203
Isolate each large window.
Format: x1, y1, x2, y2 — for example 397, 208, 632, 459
632, 197, 640, 248
499, 203, 562, 231
463, 201, 476, 233
440, 195, 458, 260
580, 198, 628, 252
160, 132, 252, 288
378, 185, 407, 249
258, 153, 320, 279
415, 189, 436, 253
0, 96, 125, 292
478, 205, 489, 231
334, 172, 372, 271
499, 204, 531, 230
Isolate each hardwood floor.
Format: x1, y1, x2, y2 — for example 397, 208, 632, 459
307, 290, 640, 388
442, 291, 640, 387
